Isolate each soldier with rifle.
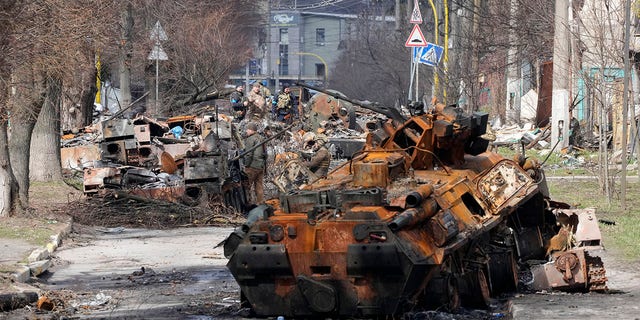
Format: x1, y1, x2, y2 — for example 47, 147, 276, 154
242, 122, 266, 203
303, 134, 331, 178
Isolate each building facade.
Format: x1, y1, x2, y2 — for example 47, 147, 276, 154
230, 0, 385, 93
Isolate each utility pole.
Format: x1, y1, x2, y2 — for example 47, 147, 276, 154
468, 0, 480, 112
266, 0, 272, 93
506, 0, 520, 125
622, 0, 631, 208
119, 4, 134, 110
551, 0, 570, 150
395, 0, 401, 31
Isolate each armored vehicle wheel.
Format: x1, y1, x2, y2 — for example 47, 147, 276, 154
488, 249, 519, 294
446, 276, 461, 312
462, 268, 491, 308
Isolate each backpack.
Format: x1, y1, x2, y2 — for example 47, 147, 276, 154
277, 93, 291, 110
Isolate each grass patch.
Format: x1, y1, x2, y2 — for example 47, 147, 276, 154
548, 179, 640, 259
0, 222, 55, 246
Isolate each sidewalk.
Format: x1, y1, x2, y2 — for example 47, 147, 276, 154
0, 215, 72, 311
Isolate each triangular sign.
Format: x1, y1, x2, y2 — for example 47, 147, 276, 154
148, 42, 168, 60
150, 21, 168, 42
410, 0, 422, 24
405, 24, 427, 47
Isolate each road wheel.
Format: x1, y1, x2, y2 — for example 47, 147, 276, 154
445, 275, 461, 312
488, 250, 519, 294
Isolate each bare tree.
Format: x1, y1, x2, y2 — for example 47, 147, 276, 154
574, 0, 626, 201
160, 1, 260, 111
0, 0, 111, 216
331, 2, 409, 107
0, 1, 19, 217
330, 0, 556, 118
89, 1, 260, 118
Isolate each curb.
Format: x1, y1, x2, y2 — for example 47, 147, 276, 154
12, 218, 73, 282
2, 218, 73, 312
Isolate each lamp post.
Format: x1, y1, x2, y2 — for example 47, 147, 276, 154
294, 52, 328, 88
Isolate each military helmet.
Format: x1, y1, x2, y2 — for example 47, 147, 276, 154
314, 134, 328, 146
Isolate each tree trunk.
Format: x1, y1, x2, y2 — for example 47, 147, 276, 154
80, 72, 97, 126
8, 71, 45, 211
0, 116, 19, 217
30, 76, 63, 182
119, 3, 134, 109
9, 113, 38, 209
61, 69, 96, 133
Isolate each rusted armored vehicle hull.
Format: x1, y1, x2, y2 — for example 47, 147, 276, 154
224, 93, 606, 317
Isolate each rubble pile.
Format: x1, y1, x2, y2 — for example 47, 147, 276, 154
62, 85, 615, 229
61, 89, 378, 220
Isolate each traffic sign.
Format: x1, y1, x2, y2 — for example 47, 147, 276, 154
410, 0, 422, 24
148, 42, 168, 60
405, 24, 427, 47
150, 21, 168, 41
412, 43, 444, 67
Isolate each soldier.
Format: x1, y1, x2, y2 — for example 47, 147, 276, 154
229, 85, 248, 121
243, 122, 266, 203
303, 134, 331, 178
247, 82, 267, 120
274, 86, 294, 123
259, 79, 272, 98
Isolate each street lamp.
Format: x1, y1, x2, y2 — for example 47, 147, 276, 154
294, 52, 328, 88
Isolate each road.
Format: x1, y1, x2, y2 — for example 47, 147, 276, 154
9, 225, 245, 319
4, 225, 639, 319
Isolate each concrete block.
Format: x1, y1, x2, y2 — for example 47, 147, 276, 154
11, 265, 31, 283
27, 248, 49, 263
50, 234, 61, 247
46, 242, 57, 254
28, 260, 51, 277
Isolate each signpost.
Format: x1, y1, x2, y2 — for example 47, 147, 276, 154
148, 21, 168, 117
406, 1, 425, 102
406, 0, 443, 103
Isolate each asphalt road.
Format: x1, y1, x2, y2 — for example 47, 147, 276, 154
5, 225, 639, 319
23, 225, 243, 319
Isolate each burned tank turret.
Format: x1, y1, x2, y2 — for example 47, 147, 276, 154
223, 86, 607, 318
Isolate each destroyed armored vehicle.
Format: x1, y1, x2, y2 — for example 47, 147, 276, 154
223, 86, 607, 318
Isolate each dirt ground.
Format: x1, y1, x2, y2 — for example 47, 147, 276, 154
2, 183, 640, 319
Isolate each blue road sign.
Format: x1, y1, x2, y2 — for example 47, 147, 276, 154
412, 43, 444, 67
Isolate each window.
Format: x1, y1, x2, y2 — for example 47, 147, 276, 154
315, 63, 325, 77
279, 45, 289, 75
316, 28, 325, 46
279, 28, 289, 44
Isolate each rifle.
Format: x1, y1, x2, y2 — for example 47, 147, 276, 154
229, 122, 298, 163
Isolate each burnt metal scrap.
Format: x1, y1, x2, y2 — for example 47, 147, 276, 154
223, 89, 608, 318
64, 107, 248, 211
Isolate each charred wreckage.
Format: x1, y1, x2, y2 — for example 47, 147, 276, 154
223, 84, 608, 318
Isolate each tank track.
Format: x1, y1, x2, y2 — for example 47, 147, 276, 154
586, 253, 608, 292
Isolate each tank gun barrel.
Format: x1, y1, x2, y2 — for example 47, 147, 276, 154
295, 82, 406, 124
230, 122, 297, 162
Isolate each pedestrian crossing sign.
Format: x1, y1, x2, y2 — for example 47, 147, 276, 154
405, 24, 427, 47
412, 43, 444, 67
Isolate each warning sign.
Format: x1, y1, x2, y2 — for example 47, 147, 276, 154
410, 0, 422, 24
405, 24, 427, 47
